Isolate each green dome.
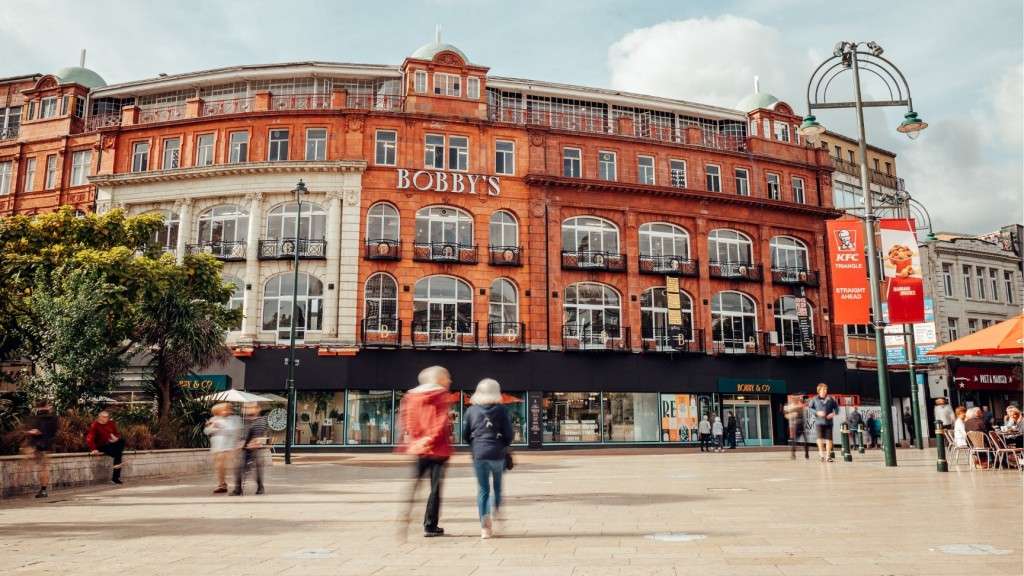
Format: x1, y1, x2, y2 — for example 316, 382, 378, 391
411, 41, 469, 63
736, 91, 779, 112
54, 66, 107, 89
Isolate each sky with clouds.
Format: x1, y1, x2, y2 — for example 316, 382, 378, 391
1, 0, 1020, 233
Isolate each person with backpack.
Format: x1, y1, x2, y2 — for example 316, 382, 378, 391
462, 378, 514, 539
697, 415, 712, 452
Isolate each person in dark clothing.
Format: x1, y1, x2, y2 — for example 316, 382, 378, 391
903, 409, 914, 445
866, 414, 879, 448
808, 383, 838, 462
22, 401, 58, 498
398, 366, 453, 538
231, 402, 267, 496
87, 411, 125, 484
462, 378, 514, 539
725, 411, 737, 449
847, 407, 863, 450
784, 398, 809, 460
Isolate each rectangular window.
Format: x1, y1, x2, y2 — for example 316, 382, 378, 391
60, 96, 69, 116
466, 77, 480, 99
885, 162, 892, 175
942, 263, 954, 297
73, 97, 84, 118
131, 142, 149, 172
495, 140, 514, 175
305, 128, 327, 161
23, 157, 36, 192
424, 134, 444, 169
433, 73, 461, 97
27, 101, 35, 120
598, 151, 617, 181
976, 266, 986, 300
792, 177, 805, 204
44, 154, 58, 188
0, 161, 11, 195
705, 164, 721, 192
762, 118, 770, 138
70, 150, 91, 186
414, 70, 427, 93
228, 131, 249, 163
848, 150, 855, 163
773, 121, 790, 142
734, 168, 749, 196
947, 317, 959, 341
1005, 271, 1015, 304
40, 97, 57, 119
447, 135, 469, 171
989, 268, 999, 302
968, 318, 978, 333
268, 129, 289, 162
375, 130, 397, 166
962, 265, 973, 298
196, 134, 214, 167
637, 156, 655, 185
982, 319, 993, 329
669, 160, 686, 188
563, 148, 581, 178
162, 137, 180, 169
766, 173, 780, 200
833, 145, 841, 159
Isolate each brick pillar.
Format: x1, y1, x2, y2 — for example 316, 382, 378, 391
121, 105, 139, 126
758, 224, 774, 352
253, 91, 271, 112
684, 126, 703, 145
616, 115, 635, 137
695, 218, 712, 352
331, 89, 348, 110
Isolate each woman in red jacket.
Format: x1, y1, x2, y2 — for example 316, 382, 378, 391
86, 411, 125, 484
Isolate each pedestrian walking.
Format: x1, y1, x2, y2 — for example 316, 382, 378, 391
21, 401, 58, 498
902, 408, 914, 444
697, 415, 712, 452
847, 406, 863, 450
87, 410, 125, 484
784, 397, 809, 460
725, 411, 737, 449
462, 378, 513, 539
808, 383, 838, 462
934, 398, 955, 430
204, 402, 240, 494
231, 402, 267, 496
398, 366, 453, 538
712, 416, 724, 452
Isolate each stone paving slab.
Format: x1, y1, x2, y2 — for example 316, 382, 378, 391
0, 448, 1020, 575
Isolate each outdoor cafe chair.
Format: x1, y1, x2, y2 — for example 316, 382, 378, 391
944, 429, 967, 466
987, 431, 1023, 470
966, 431, 995, 470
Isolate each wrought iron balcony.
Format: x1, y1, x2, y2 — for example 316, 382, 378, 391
773, 335, 829, 358
561, 250, 627, 272
139, 104, 186, 124
186, 241, 247, 261
411, 322, 478, 350
346, 93, 405, 112
201, 97, 253, 117
562, 325, 631, 353
488, 246, 522, 267
361, 317, 402, 349
257, 238, 326, 260
770, 267, 819, 287
412, 242, 478, 264
364, 239, 401, 261
708, 261, 762, 282
711, 331, 771, 356
84, 113, 121, 131
271, 93, 331, 111
638, 254, 699, 277
641, 328, 705, 354
0, 126, 19, 141
487, 322, 526, 351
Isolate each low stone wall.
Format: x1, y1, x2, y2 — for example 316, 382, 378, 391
0, 448, 272, 499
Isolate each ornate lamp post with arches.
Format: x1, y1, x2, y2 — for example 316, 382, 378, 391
799, 41, 928, 467
284, 179, 308, 465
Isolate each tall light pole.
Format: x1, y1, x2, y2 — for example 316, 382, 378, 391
284, 179, 308, 465
799, 41, 927, 467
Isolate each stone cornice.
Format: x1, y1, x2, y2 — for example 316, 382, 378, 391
90, 160, 367, 187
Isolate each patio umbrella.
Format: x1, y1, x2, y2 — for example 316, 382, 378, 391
928, 314, 1024, 356
258, 393, 288, 403
200, 389, 278, 403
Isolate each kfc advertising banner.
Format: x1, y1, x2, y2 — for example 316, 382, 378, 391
826, 220, 870, 324
880, 219, 925, 324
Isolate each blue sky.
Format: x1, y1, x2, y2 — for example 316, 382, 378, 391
2, 0, 1021, 233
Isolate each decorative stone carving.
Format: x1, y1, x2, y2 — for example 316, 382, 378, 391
347, 117, 363, 132
343, 190, 359, 207
326, 190, 344, 202
435, 52, 463, 66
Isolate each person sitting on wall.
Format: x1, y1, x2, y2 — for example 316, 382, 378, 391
87, 411, 125, 485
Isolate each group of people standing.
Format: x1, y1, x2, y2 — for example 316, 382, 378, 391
697, 412, 737, 452
203, 401, 268, 495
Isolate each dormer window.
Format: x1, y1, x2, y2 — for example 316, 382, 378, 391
414, 70, 427, 94
773, 121, 790, 142
433, 73, 461, 97
467, 77, 480, 99
40, 97, 57, 119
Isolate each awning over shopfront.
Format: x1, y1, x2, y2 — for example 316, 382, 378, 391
928, 314, 1024, 356
950, 362, 1023, 392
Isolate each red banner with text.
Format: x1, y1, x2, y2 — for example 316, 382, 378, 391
826, 219, 870, 324
880, 219, 925, 324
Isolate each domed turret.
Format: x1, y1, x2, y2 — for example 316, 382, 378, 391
54, 50, 106, 89
736, 76, 779, 112
410, 26, 470, 64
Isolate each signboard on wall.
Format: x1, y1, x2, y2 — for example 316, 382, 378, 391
178, 374, 230, 392
882, 298, 939, 365
665, 276, 685, 348
826, 219, 870, 324
794, 296, 815, 352
717, 378, 786, 394
880, 218, 925, 324
660, 394, 698, 442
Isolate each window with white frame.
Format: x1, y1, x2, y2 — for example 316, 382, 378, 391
942, 263, 954, 297
413, 275, 473, 335
223, 275, 244, 331
466, 77, 480, 99
637, 156, 655, 185
162, 138, 180, 169
489, 278, 518, 326
0, 161, 11, 195
705, 164, 721, 192
762, 118, 770, 138
792, 177, 805, 204
641, 287, 693, 345
268, 129, 289, 161
598, 151, 617, 181
989, 268, 1000, 302
967, 318, 978, 333
146, 209, 179, 252
976, 266, 986, 299
947, 317, 959, 341
774, 121, 790, 142
196, 134, 214, 167
982, 319, 993, 329
131, 142, 149, 172
1005, 271, 1015, 304
60, 96, 69, 116
228, 131, 248, 163
711, 291, 758, 353
424, 134, 445, 169
770, 236, 809, 272
266, 202, 327, 240
775, 296, 814, 354
735, 168, 749, 196
364, 273, 398, 330
639, 222, 689, 259
197, 204, 249, 256
564, 282, 622, 342
447, 136, 469, 171
22, 157, 35, 192
40, 97, 57, 119
366, 203, 400, 241
433, 73, 461, 97
563, 148, 581, 178
766, 173, 781, 200
495, 140, 514, 175
562, 216, 619, 254
414, 70, 427, 93
262, 273, 323, 341
415, 206, 474, 246
305, 128, 327, 161
709, 228, 753, 267
489, 210, 518, 249
70, 150, 90, 186
375, 130, 397, 165
962, 265, 973, 298
44, 155, 58, 188
670, 159, 686, 187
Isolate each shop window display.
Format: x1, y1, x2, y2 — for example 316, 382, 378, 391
659, 394, 711, 443
346, 390, 394, 445
543, 392, 601, 443
395, 390, 463, 445
296, 392, 344, 445
603, 393, 660, 442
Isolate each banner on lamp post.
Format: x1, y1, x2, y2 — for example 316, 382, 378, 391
880, 219, 925, 324
826, 219, 870, 324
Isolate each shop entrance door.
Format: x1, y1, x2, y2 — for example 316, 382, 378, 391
723, 396, 773, 446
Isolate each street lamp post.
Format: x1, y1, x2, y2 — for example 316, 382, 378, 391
800, 41, 927, 467
284, 179, 308, 465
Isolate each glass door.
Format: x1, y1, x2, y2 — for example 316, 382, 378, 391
723, 397, 773, 446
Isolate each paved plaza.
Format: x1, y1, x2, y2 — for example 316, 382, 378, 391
1, 448, 1021, 575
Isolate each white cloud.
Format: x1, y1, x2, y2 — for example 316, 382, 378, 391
991, 63, 1023, 148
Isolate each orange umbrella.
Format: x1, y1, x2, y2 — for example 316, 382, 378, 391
928, 314, 1024, 356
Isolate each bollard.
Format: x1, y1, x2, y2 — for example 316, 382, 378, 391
857, 424, 866, 454
840, 423, 853, 462
935, 420, 948, 473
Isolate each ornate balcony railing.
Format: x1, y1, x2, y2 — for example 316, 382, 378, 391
186, 241, 247, 261
830, 156, 901, 190
487, 322, 526, 350
201, 97, 253, 117
708, 261, 762, 282
772, 335, 829, 358
139, 104, 186, 124
0, 126, 19, 141
257, 238, 326, 260
412, 242, 478, 264
361, 317, 402, 349
770, 267, 819, 287
411, 322, 478, 350
562, 325, 631, 353
561, 250, 627, 272
712, 331, 771, 356
638, 254, 698, 277
641, 328, 705, 354
346, 93, 405, 112
84, 113, 121, 131
271, 93, 331, 111
364, 239, 401, 261
488, 246, 522, 266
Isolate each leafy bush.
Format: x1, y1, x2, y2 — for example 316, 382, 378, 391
122, 423, 156, 451
54, 409, 94, 453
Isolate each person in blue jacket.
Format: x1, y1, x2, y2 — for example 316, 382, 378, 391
462, 378, 514, 539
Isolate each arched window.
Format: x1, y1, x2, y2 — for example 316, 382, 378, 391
366, 203, 399, 241
562, 216, 619, 253
775, 296, 815, 355
641, 287, 693, 346
197, 204, 249, 258
413, 276, 473, 337
770, 236, 809, 271
223, 275, 244, 332
489, 210, 518, 248
708, 229, 753, 264
261, 273, 323, 342
711, 291, 757, 353
146, 209, 179, 252
639, 222, 689, 258
364, 273, 398, 332
564, 282, 621, 345
266, 201, 327, 240
415, 206, 473, 245
489, 278, 518, 326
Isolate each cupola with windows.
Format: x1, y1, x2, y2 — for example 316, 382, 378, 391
738, 76, 802, 144
403, 26, 489, 120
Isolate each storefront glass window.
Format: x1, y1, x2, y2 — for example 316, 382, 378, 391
603, 393, 660, 442
543, 392, 601, 443
264, 393, 289, 446
659, 394, 704, 443
296, 392, 344, 445
346, 390, 394, 445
